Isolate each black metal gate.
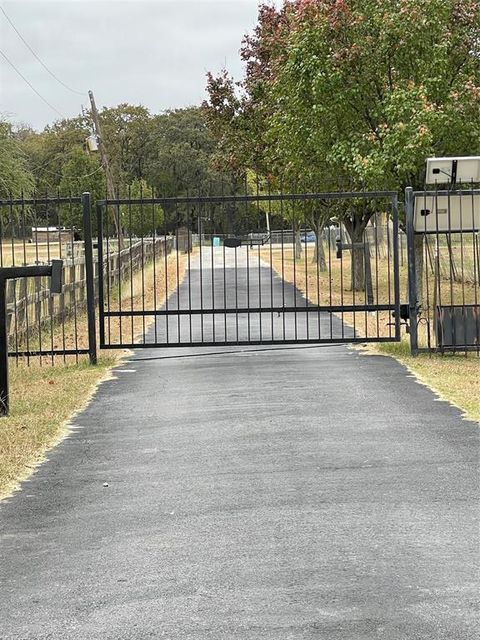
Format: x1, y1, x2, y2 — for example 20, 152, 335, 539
405, 186, 480, 354
97, 190, 401, 348
1, 193, 97, 364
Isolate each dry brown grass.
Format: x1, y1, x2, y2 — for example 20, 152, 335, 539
1, 357, 116, 499
263, 245, 405, 340
1, 241, 62, 266
375, 341, 480, 423
0, 250, 191, 498
263, 244, 478, 341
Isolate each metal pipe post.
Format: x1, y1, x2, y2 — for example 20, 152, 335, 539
391, 193, 401, 341
82, 193, 97, 365
405, 187, 419, 354
0, 277, 8, 416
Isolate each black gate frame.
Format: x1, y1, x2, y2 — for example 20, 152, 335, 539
96, 190, 401, 349
405, 186, 480, 354
1, 192, 97, 364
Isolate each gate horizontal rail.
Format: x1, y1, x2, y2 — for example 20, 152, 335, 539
102, 337, 398, 350
98, 188, 401, 349
103, 304, 397, 317
98, 190, 397, 207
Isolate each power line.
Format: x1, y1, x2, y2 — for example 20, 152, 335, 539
41, 162, 104, 181
29, 148, 79, 174
16, 143, 105, 181
0, 5, 85, 97
0, 48, 65, 119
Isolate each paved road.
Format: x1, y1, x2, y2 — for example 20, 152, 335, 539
0, 257, 478, 639
115, 246, 355, 346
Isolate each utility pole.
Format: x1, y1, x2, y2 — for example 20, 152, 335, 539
88, 90, 123, 248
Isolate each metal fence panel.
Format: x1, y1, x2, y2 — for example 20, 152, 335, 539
98, 189, 401, 348
407, 187, 480, 354
0, 194, 95, 363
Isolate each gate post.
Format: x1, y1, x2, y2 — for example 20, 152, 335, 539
82, 192, 97, 365
96, 202, 105, 349
391, 193, 401, 342
0, 275, 7, 416
405, 187, 419, 355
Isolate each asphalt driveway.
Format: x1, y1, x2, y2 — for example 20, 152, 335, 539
0, 340, 478, 639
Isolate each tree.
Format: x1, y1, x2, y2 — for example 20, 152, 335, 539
97, 104, 152, 185
206, 0, 480, 289
122, 179, 164, 237
21, 115, 91, 194
143, 108, 226, 229
58, 146, 106, 231
269, 0, 479, 189
270, 0, 479, 289
145, 108, 219, 189
0, 120, 35, 197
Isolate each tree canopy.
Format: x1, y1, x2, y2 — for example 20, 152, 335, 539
0, 119, 35, 198
205, 0, 480, 190
3, 105, 222, 202
204, 0, 479, 284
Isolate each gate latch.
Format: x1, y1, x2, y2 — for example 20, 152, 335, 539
389, 303, 414, 332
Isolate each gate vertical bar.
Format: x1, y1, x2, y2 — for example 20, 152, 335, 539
0, 275, 8, 416
83, 193, 97, 364
96, 202, 105, 349
405, 187, 418, 354
391, 193, 401, 341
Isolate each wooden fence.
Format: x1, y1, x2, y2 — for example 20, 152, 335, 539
6, 237, 173, 343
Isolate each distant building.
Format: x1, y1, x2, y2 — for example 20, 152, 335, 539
31, 227, 75, 245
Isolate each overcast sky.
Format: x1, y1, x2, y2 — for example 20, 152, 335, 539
0, 0, 272, 130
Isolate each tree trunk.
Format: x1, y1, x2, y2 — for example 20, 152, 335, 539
350, 226, 366, 292
312, 224, 327, 271
293, 224, 302, 260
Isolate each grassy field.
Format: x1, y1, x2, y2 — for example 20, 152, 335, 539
262, 244, 406, 341
0, 250, 189, 499
1, 241, 62, 266
263, 244, 479, 423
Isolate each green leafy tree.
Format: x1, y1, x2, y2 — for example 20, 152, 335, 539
269, 0, 479, 190
22, 116, 91, 194
206, 0, 480, 288
270, 0, 480, 288
0, 120, 35, 197
58, 146, 106, 230
122, 179, 164, 237
97, 104, 152, 186
143, 107, 226, 229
